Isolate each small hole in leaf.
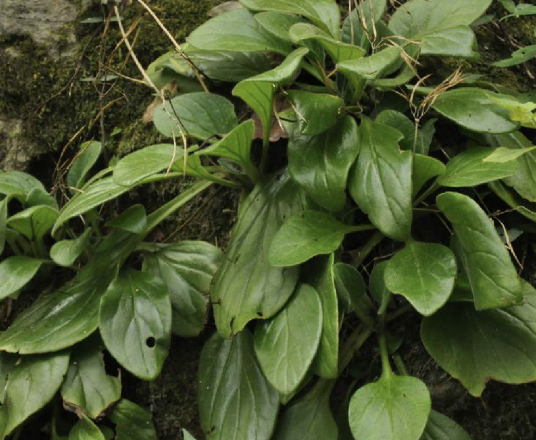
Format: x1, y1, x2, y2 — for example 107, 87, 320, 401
146, 337, 156, 348
257, 312, 263, 317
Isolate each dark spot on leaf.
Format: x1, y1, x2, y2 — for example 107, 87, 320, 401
146, 337, 156, 348
257, 312, 263, 317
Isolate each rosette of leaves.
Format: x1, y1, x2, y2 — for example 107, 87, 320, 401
3, 0, 536, 438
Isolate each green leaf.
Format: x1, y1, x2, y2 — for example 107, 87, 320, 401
0, 171, 46, 202
488, 180, 536, 224
198, 120, 258, 182
0, 256, 43, 300
67, 141, 102, 190
108, 400, 158, 440
25, 187, 57, 208
53, 177, 133, 235
211, 171, 305, 337
303, 255, 339, 379
255, 12, 305, 42
0, 352, 70, 436
421, 411, 472, 440
199, 330, 279, 440
484, 146, 536, 163
187, 9, 291, 53
269, 211, 356, 267
349, 374, 431, 440
437, 147, 518, 187
342, 0, 388, 48
289, 23, 366, 63
240, 0, 341, 38
287, 115, 360, 211
105, 204, 147, 234
50, 228, 92, 267
431, 88, 519, 134
338, 46, 402, 81
183, 430, 197, 440
233, 48, 308, 144
494, 45, 536, 67
153, 92, 238, 140
486, 132, 536, 202
389, 0, 492, 37
254, 284, 322, 395
349, 117, 413, 241
421, 281, 536, 396
373, 65, 416, 89
437, 192, 522, 309
113, 144, 182, 187
68, 416, 105, 440
334, 262, 368, 315
0, 354, 16, 404
287, 90, 345, 136
385, 241, 457, 316
143, 241, 222, 338
99, 269, 171, 380
7, 205, 58, 241
61, 337, 121, 419
376, 111, 436, 155
421, 26, 478, 58
412, 154, 445, 196
0, 230, 139, 354
369, 262, 391, 313
0, 198, 7, 256
274, 379, 337, 439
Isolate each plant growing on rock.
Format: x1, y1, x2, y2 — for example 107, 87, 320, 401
1, 0, 536, 438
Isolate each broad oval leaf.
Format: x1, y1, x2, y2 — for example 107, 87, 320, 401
233, 48, 308, 144
51, 228, 92, 267
342, 0, 388, 48
113, 144, 181, 187
384, 241, 457, 316
0, 171, 46, 201
289, 23, 366, 63
421, 410, 472, 440
67, 141, 102, 190
432, 88, 519, 134
421, 282, 536, 396
108, 399, 158, 440
0, 230, 139, 354
7, 205, 58, 241
349, 117, 413, 241
274, 379, 337, 439
99, 269, 171, 380
338, 46, 402, 80
0, 352, 70, 436
303, 255, 339, 379
287, 115, 360, 211
254, 284, 322, 395
143, 241, 222, 338
0, 256, 43, 300
153, 92, 238, 140
187, 9, 290, 53
369, 261, 391, 313
240, 0, 341, 38
199, 330, 279, 440
68, 417, 105, 440
413, 154, 445, 197
437, 147, 518, 187
105, 204, 147, 234
255, 12, 305, 42
421, 26, 478, 58
269, 211, 356, 267
61, 337, 121, 419
437, 192, 522, 309
287, 90, 345, 136
211, 170, 305, 338
334, 262, 368, 314
349, 374, 431, 440
484, 146, 536, 163
389, 0, 492, 37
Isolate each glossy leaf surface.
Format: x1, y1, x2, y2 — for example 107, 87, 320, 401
349, 117, 412, 241
211, 171, 305, 337
143, 241, 221, 337
0, 171, 46, 201
51, 228, 92, 267
437, 192, 522, 309
153, 92, 238, 140
254, 12, 305, 42
334, 262, 368, 315
338, 47, 402, 80
421, 282, 536, 396
0, 256, 43, 300
413, 154, 445, 196
385, 241, 457, 316
349, 374, 431, 440
67, 141, 102, 190
108, 399, 158, 440
254, 284, 322, 395
437, 147, 518, 187
199, 330, 279, 440
7, 205, 58, 241
421, 26, 477, 58
421, 411, 472, 440
106, 204, 147, 234
99, 269, 171, 380
269, 211, 355, 267
68, 417, 105, 440
287, 115, 360, 211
